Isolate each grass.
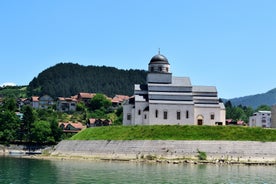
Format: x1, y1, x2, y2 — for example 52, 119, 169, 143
70, 125, 276, 142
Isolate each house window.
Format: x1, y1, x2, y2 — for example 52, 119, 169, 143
155, 110, 158, 118
163, 111, 168, 119
177, 111, 181, 120
138, 109, 141, 115
210, 113, 215, 120
186, 110, 189, 119
127, 114, 131, 120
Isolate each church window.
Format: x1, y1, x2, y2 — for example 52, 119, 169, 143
151, 67, 154, 72
127, 114, 131, 120
144, 114, 147, 119
177, 111, 181, 120
155, 110, 158, 118
210, 113, 215, 120
138, 109, 141, 115
166, 67, 168, 72
163, 111, 168, 119
186, 110, 189, 119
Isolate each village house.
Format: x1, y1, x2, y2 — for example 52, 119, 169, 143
76, 92, 96, 104
87, 118, 112, 127
56, 97, 77, 112
123, 53, 225, 126
249, 111, 271, 128
59, 122, 85, 133
111, 95, 130, 106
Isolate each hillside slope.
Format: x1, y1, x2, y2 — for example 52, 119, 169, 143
27, 63, 147, 98
230, 88, 276, 108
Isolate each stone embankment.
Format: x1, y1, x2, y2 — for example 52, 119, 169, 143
51, 140, 276, 163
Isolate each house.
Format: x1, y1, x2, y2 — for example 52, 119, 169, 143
39, 95, 54, 109
59, 122, 85, 133
77, 92, 96, 104
123, 53, 225, 126
30, 95, 54, 109
31, 96, 39, 109
112, 95, 130, 106
87, 118, 112, 127
56, 97, 77, 112
249, 111, 271, 128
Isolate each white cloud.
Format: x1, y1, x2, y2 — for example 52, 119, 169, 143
1, 82, 16, 87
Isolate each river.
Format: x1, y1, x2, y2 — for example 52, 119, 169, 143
0, 156, 275, 184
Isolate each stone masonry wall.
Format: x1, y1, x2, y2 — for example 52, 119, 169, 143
52, 140, 276, 162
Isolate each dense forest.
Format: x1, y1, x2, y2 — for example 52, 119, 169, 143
27, 63, 147, 98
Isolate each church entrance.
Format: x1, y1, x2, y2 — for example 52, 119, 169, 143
197, 115, 204, 125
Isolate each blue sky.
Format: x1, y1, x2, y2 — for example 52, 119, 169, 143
0, 0, 275, 99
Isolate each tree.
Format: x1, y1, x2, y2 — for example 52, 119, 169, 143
31, 121, 54, 144
89, 93, 112, 111
21, 106, 35, 143
256, 105, 271, 111
0, 111, 20, 144
50, 118, 63, 143
1, 98, 17, 112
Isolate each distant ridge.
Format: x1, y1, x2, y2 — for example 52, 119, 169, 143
27, 63, 147, 98
229, 88, 276, 108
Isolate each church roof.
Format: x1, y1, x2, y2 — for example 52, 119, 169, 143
149, 54, 169, 64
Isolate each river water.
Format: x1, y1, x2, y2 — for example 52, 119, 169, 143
0, 156, 275, 184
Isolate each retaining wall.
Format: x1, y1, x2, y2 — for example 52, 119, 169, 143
52, 140, 276, 162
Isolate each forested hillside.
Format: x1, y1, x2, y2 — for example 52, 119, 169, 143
27, 63, 147, 98
230, 88, 276, 108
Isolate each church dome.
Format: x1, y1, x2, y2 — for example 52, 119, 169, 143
149, 54, 169, 64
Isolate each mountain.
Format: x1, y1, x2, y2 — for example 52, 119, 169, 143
27, 63, 147, 98
229, 88, 276, 108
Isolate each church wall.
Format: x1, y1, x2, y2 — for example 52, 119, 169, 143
123, 104, 134, 125
194, 106, 224, 125
134, 101, 149, 125
147, 73, 172, 84
148, 104, 194, 125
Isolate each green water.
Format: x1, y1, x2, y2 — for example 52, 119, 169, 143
0, 156, 275, 184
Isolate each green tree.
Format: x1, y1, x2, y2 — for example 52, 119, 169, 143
31, 121, 54, 144
22, 106, 35, 143
256, 105, 271, 111
89, 93, 112, 111
49, 118, 63, 143
1, 98, 17, 112
0, 111, 20, 144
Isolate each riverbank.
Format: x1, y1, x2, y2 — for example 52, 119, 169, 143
47, 140, 276, 165
2, 140, 276, 165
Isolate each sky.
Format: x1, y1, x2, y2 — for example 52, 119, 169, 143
0, 0, 275, 99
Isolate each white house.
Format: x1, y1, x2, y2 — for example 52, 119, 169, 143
123, 53, 225, 126
249, 111, 271, 128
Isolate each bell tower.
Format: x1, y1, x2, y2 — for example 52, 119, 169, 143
147, 52, 172, 84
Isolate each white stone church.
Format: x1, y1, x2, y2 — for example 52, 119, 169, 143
123, 53, 225, 126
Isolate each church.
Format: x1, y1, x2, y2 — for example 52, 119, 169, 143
123, 53, 225, 126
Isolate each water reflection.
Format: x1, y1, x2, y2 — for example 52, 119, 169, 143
0, 156, 275, 184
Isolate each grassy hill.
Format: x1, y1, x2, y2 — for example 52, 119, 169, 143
70, 125, 276, 142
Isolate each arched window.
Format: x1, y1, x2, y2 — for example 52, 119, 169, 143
138, 109, 141, 115
186, 110, 189, 119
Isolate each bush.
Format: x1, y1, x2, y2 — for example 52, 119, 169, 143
197, 149, 207, 160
